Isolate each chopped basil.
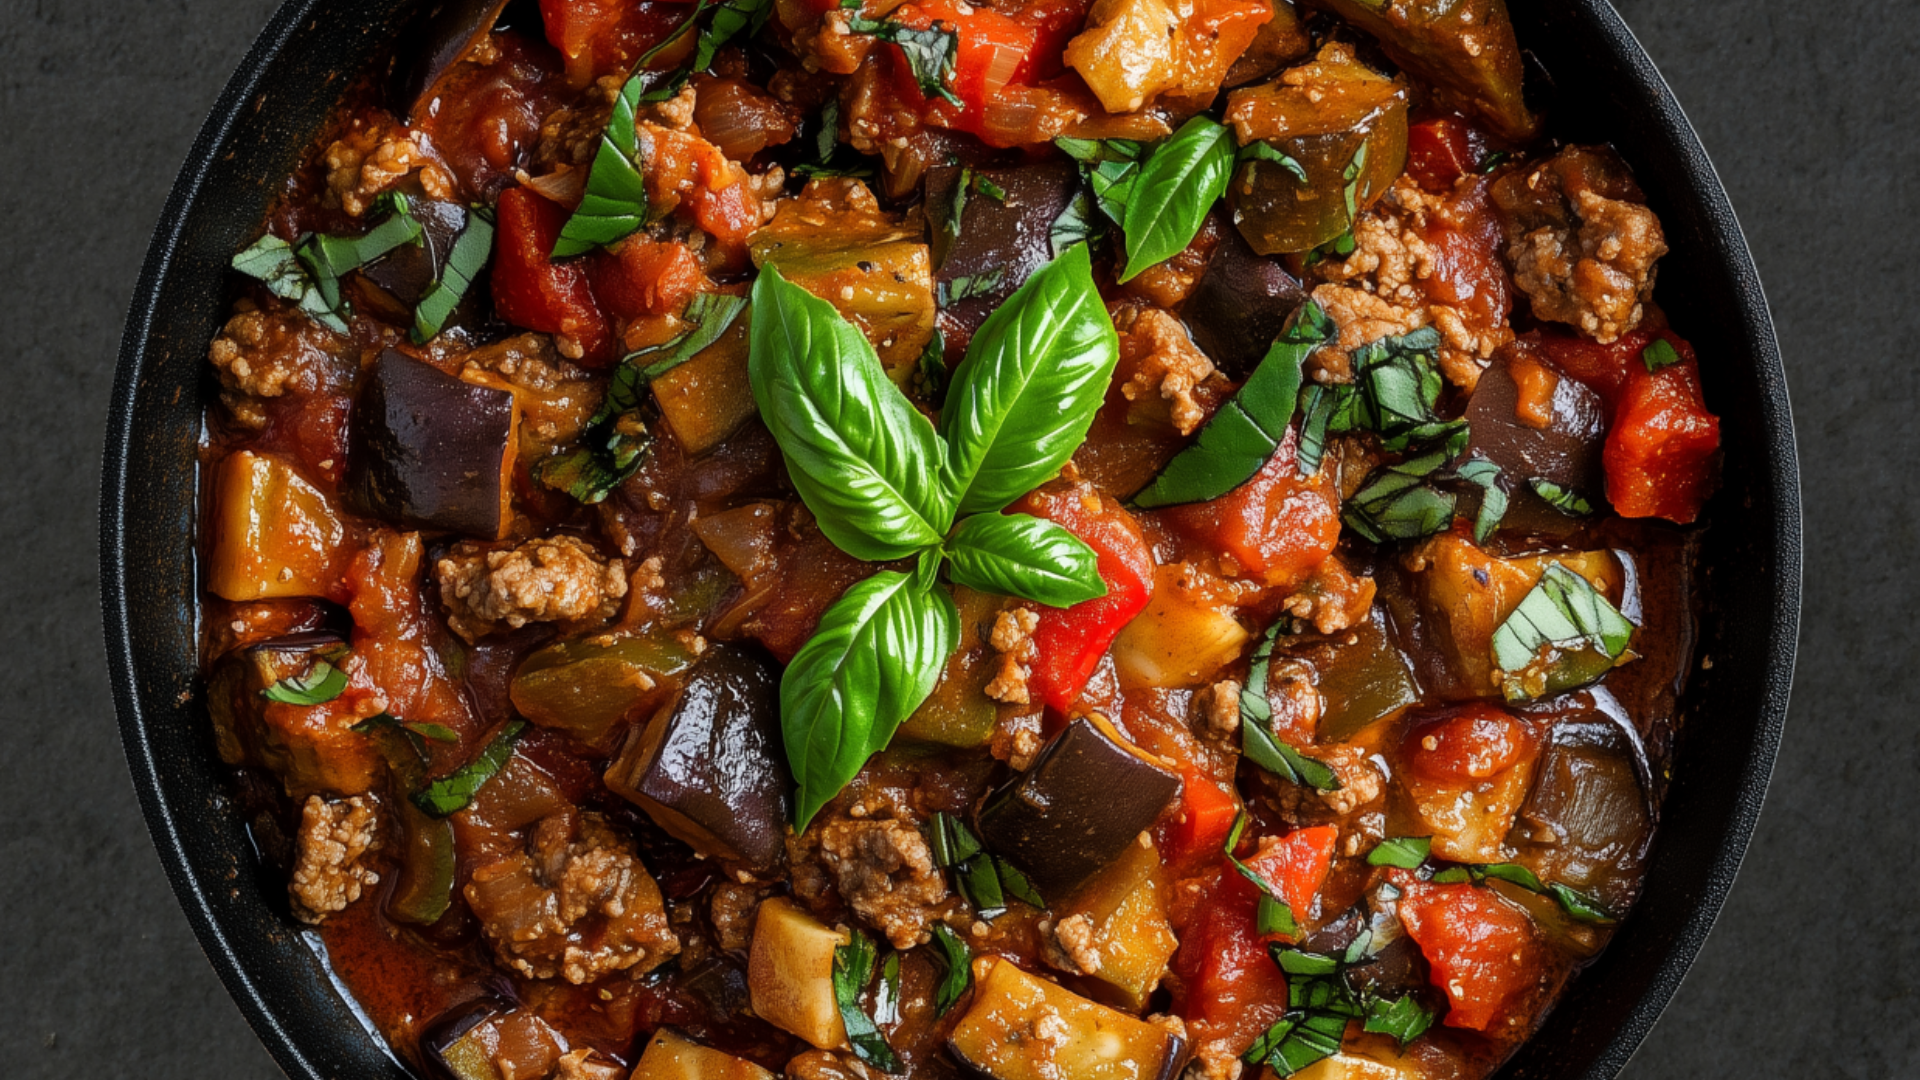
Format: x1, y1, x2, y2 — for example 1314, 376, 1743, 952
1547, 883, 1617, 924
793, 99, 875, 179
912, 328, 948, 405
874, 951, 902, 1026
410, 719, 526, 818
994, 858, 1045, 909
1529, 478, 1595, 516
1133, 301, 1333, 509
1642, 337, 1682, 372
633, 292, 749, 381
1257, 895, 1296, 936
931, 813, 1041, 917
231, 195, 423, 334
1490, 562, 1635, 700
552, 73, 652, 256
1296, 325, 1463, 476
1454, 456, 1509, 542
411, 206, 495, 343
833, 930, 904, 1073
928, 811, 982, 867
971, 173, 1008, 202
1365, 993, 1437, 1046
1272, 947, 1339, 977
938, 268, 1006, 306
849, 14, 960, 105
350, 712, 459, 744
1366, 836, 1432, 869
1244, 1010, 1348, 1076
1239, 140, 1309, 184
1049, 187, 1101, 256
929, 923, 973, 1017
261, 659, 348, 705
1341, 450, 1458, 544
958, 853, 1006, 918
534, 362, 653, 504
1224, 811, 1299, 937
1434, 861, 1617, 924
1249, 933, 1438, 1071
1055, 137, 1144, 225
1239, 620, 1342, 792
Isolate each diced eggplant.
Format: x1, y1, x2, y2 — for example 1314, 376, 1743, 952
421, 998, 510, 1080
1307, 605, 1420, 743
206, 451, 350, 602
948, 957, 1185, 1080
1180, 213, 1308, 376
1413, 532, 1619, 696
1223, 0, 1312, 89
1510, 705, 1652, 901
630, 1030, 775, 1080
924, 161, 1079, 357
356, 719, 460, 926
975, 715, 1182, 900
510, 630, 700, 748
1467, 339, 1607, 508
1111, 563, 1251, 691
1052, 836, 1178, 1010
1304, 0, 1538, 142
345, 350, 519, 538
204, 631, 347, 768
603, 645, 792, 870
387, 0, 514, 120
650, 314, 757, 456
746, 897, 848, 1050
1224, 44, 1409, 255
422, 1002, 565, 1080
356, 198, 472, 312
898, 587, 1001, 749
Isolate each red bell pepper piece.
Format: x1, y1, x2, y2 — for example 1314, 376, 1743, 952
491, 187, 615, 366
1244, 824, 1338, 923
1170, 864, 1292, 1059
1162, 763, 1239, 871
1160, 432, 1341, 588
587, 238, 709, 321
1011, 483, 1155, 714
1394, 875, 1545, 1032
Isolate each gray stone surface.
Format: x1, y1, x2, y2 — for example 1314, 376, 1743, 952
0, 0, 1911, 1076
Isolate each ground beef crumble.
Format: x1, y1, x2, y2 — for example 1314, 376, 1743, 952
814, 816, 950, 949
206, 298, 350, 427
985, 607, 1039, 706
288, 794, 380, 925
436, 535, 627, 642
323, 119, 454, 217
1117, 307, 1219, 435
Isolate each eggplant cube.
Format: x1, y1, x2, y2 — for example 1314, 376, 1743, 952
924, 161, 1079, 356
357, 198, 471, 311
948, 957, 1185, 1080
747, 897, 848, 1050
1466, 340, 1609, 502
603, 645, 792, 870
346, 350, 518, 538
630, 1030, 774, 1080
975, 715, 1181, 900
1181, 214, 1307, 377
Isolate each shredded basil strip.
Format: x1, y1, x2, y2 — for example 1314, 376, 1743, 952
1056, 137, 1144, 225
350, 712, 459, 744
1489, 562, 1635, 700
929, 923, 973, 1017
1435, 861, 1618, 924
1296, 325, 1461, 476
849, 14, 960, 105
1342, 451, 1458, 544
912, 328, 948, 405
635, 292, 749, 380
411, 206, 495, 343
1530, 477, 1596, 516
1365, 993, 1438, 1046
1239, 621, 1343, 792
939, 268, 1006, 306
410, 719, 526, 818
262, 658, 349, 705
833, 930, 904, 1073
552, 73, 652, 257
1248, 939, 1438, 1071
1133, 301, 1334, 509
1454, 456, 1509, 542
1239, 140, 1310, 184
1049, 187, 1101, 256
1641, 337, 1682, 373
231, 196, 422, 333
1367, 836, 1432, 869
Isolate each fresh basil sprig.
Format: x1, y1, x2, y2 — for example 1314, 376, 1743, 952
1490, 562, 1634, 701
1133, 301, 1333, 508
261, 658, 349, 705
1120, 116, 1236, 281
411, 719, 526, 818
1239, 621, 1342, 792
411, 206, 495, 343
832, 929, 904, 1073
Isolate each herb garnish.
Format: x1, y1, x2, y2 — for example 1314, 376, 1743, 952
1133, 301, 1333, 508
1296, 325, 1463, 476
929, 812, 1045, 917
411, 206, 494, 343
939, 268, 1006, 306
832, 930, 904, 1073
1055, 137, 1144, 225
1529, 478, 1595, 516
1341, 450, 1457, 543
929, 923, 973, 1016
1247, 934, 1436, 1074
849, 13, 961, 105
793, 99, 875, 179
1641, 337, 1682, 373
1489, 562, 1634, 701
1239, 621, 1342, 792
632, 292, 749, 381
231, 194, 423, 333
1120, 116, 1236, 281
350, 712, 460, 754
261, 658, 349, 705
1049, 188, 1101, 256
1454, 456, 1510, 542
410, 719, 526, 818
1366, 836, 1432, 869
1430, 862, 1616, 924
1224, 811, 1300, 938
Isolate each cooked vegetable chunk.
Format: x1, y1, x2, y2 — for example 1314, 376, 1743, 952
948, 956, 1185, 1080
1413, 532, 1619, 696
1306, 0, 1538, 141
511, 630, 699, 747
1466, 338, 1608, 503
747, 897, 849, 1050
207, 451, 351, 602
603, 645, 793, 870
630, 1030, 775, 1080
1180, 216, 1308, 375
345, 350, 518, 538
1049, 836, 1179, 1009
1111, 563, 1251, 689
925, 161, 1080, 355
976, 714, 1182, 899
1398, 703, 1540, 862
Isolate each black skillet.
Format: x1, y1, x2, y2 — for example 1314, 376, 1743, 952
99, 1, 1801, 1076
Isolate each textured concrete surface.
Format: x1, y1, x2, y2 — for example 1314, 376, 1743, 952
0, 0, 1912, 1076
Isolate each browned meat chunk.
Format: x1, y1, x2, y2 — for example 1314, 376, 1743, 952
436, 535, 628, 642
1117, 307, 1219, 436
1492, 145, 1668, 344
206, 298, 352, 427
288, 794, 380, 924
464, 812, 680, 983
323, 118, 454, 217
804, 814, 951, 950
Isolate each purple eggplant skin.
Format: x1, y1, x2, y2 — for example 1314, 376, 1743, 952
974, 716, 1182, 901
419, 995, 512, 1080
1466, 338, 1608, 499
926, 160, 1079, 361
1181, 211, 1308, 377
357, 198, 470, 310
345, 351, 517, 539
604, 644, 792, 871
386, 0, 515, 121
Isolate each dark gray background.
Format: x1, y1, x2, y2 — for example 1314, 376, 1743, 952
1, 0, 1911, 1076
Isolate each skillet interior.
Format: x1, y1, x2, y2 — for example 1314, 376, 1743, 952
98, 1, 1801, 1077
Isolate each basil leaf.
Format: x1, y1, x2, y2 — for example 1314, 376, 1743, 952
350, 713, 459, 744
1342, 451, 1458, 544
1120, 116, 1236, 281
1364, 993, 1436, 1046
552, 74, 652, 257
233, 200, 421, 333
304, 194, 424, 287
1430, 867, 1471, 884
849, 15, 960, 105
750, 267, 955, 560
1049, 187, 1101, 256
1238, 619, 1342, 791
940, 244, 1119, 515
928, 811, 983, 867
912, 328, 948, 405
1272, 948, 1339, 977
410, 719, 526, 818
793, 99, 876, 179
536, 354, 655, 504
833, 930, 904, 1073
633, 292, 749, 380
874, 951, 903, 1026
943, 512, 1106, 608
783, 571, 959, 829
1297, 325, 1463, 476
694, 0, 773, 71
262, 658, 349, 705
232, 234, 348, 333
1257, 895, 1298, 937
1642, 337, 1681, 373
1490, 562, 1634, 701
1547, 883, 1617, 924
1247, 1010, 1345, 1075
1479, 862, 1546, 891
1529, 477, 1595, 516
994, 858, 1046, 909
929, 923, 973, 1017
1239, 140, 1309, 184
958, 853, 1006, 917
1056, 137, 1144, 224
1453, 456, 1508, 543
411, 206, 495, 343
1366, 836, 1431, 869
938, 268, 1006, 306
1133, 301, 1333, 508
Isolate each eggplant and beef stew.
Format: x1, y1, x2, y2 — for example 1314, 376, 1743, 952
198, 0, 1723, 1077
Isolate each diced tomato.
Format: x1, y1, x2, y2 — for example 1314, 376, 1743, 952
538, 0, 693, 87
588, 238, 710, 321
1013, 482, 1157, 714
255, 392, 352, 487
491, 187, 615, 366
1416, 178, 1511, 331
412, 32, 569, 196
1534, 327, 1721, 523
1244, 824, 1338, 923
884, 0, 1038, 138
1170, 865, 1291, 1058
1407, 115, 1486, 191
643, 127, 762, 272
1160, 432, 1340, 588
1403, 703, 1535, 783
1008, 0, 1089, 81
1395, 876, 1545, 1032
1162, 763, 1240, 870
